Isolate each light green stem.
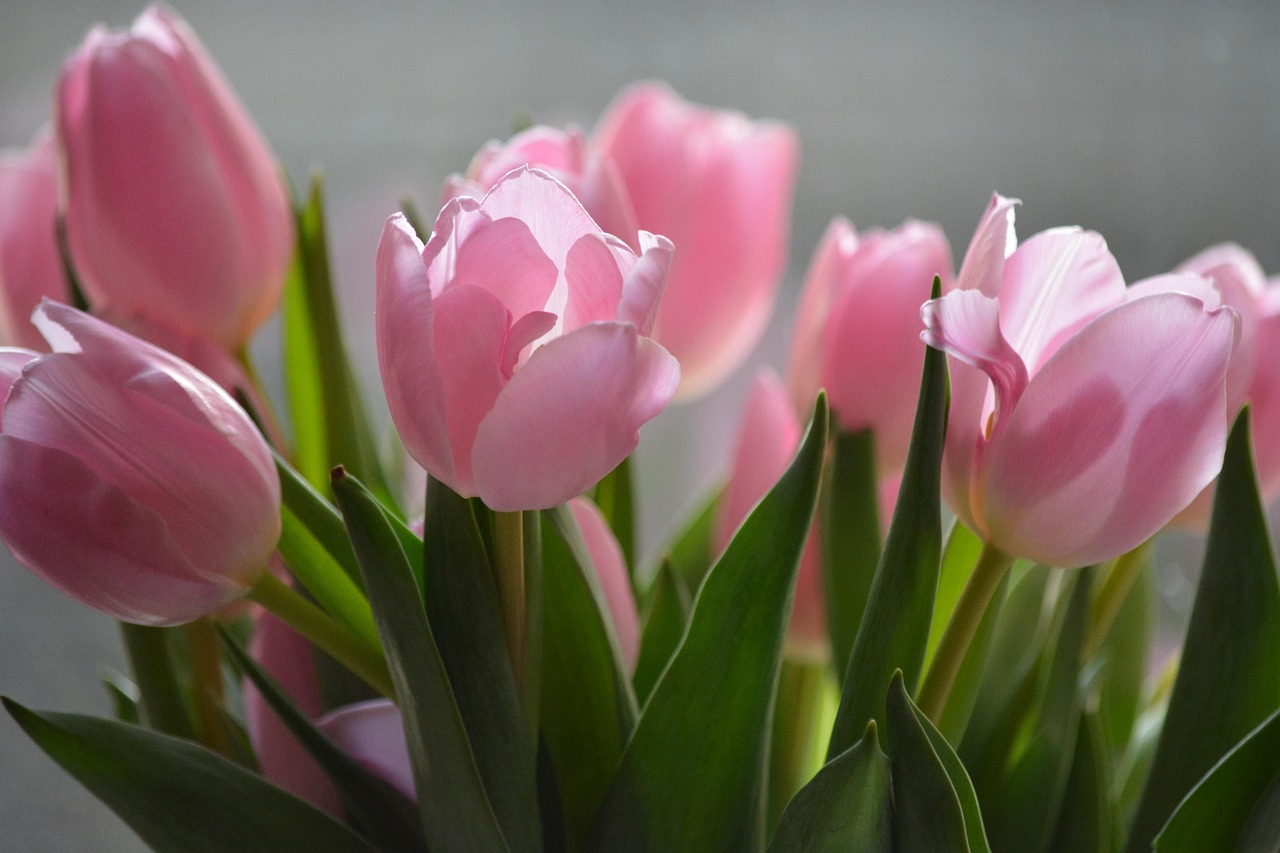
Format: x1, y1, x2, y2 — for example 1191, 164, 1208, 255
184, 617, 231, 757
916, 542, 1014, 724
1085, 539, 1153, 660
494, 510, 526, 685
768, 658, 829, 833
246, 571, 394, 699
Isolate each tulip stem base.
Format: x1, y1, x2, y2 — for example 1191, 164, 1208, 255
494, 510, 526, 686
1085, 539, 1152, 660
246, 571, 395, 699
120, 623, 193, 739
916, 542, 1014, 724
184, 617, 231, 757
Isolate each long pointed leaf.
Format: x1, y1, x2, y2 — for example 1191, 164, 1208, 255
632, 560, 692, 705
1126, 410, 1280, 852
588, 396, 829, 852
4, 698, 378, 853
330, 468, 509, 851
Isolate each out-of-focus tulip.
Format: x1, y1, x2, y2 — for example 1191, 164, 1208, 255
788, 217, 953, 473
716, 370, 826, 662
594, 82, 799, 399
56, 5, 293, 352
567, 496, 641, 672
246, 613, 412, 813
0, 302, 280, 624
0, 132, 68, 350
377, 167, 679, 511
922, 194, 1237, 568
443, 125, 638, 250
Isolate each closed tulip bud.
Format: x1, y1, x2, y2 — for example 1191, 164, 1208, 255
0, 131, 68, 351
377, 167, 679, 511
717, 370, 826, 662
56, 4, 293, 351
568, 497, 641, 672
922, 195, 1237, 568
595, 83, 799, 399
788, 217, 953, 473
0, 302, 280, 624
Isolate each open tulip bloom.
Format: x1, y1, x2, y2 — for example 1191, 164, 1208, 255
4, 9, 1280, 853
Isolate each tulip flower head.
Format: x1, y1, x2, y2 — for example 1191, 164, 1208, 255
595, 82, 799, 399
377, 167, 680, 511
922, 195, 1238, 568
0, 132, 68, 351
56, 4, 293, 351
788, 217, 953, 473
0, 302, 280, 624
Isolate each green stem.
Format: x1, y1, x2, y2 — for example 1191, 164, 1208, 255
916, 542, 1014, 724
246, 572, 394, 699
767, 658, 829, 833
494, 510, 527, 686
184, 617, 231, 757
1085, 539, 1152, 660
119, 622, 193, 739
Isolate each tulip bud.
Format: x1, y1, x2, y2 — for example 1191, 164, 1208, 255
788, 217, 952, 473
0, 302, 280, 624
568, 497, 641, 672
56, 5, 293, 351
377, 167, 680, 511
595, 83, 799, 399
0, 131, 68, 351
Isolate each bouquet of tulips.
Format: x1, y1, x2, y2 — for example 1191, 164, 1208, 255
3, 6, 1279, 852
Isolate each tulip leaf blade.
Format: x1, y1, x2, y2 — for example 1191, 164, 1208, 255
217, 626, 426, 852
1154, 707, 1280, 852
1125, 409, 1280, 853
540, 504, 640, 848
829, 277, 947, 756
421, 476, 542, 852
821, 427, 882, 689
330, 468, 510, 852
632, 559, 692, 705
1048, 713, 1113, 853
884, 671, 972, 852
588, 395, 829, 852
767, 720, 892, 853
594, 454, 638, 580
2, 697, 380, 853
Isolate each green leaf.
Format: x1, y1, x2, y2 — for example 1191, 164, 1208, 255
767, 721, 892, 853
118, 622, 193, 739
1237, 772, 1280, 853
422, 477, 541, 851
284, 174, 391, 504
821, 428, 882, 689
829, 281, 947, 756
541, 505, 640, 849
1126, 410, 1280, 853
659, 485, 722, 593
984, 571, 1091, 853
218, 627, 426, 852
588, 395, 829, 852
632, 559, 692, 705
100, 669, 140, 725
330, 468, 509, 851
884, 671, 969, 852
275, 450, 362, 586
3, 698, 379, 853
910, 690, 992, 853
1154, 707, 1280, 852
594, 455, 638, 581
1049, 713, 1113, 853
1095, 555, 1154, 764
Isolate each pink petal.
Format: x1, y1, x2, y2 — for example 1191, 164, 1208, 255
471, 322, 678, 510
562, 233, 625, 331
0, 133, 67, 351
1127, 273, 1222, 309
0, 348, 38, 415
318, 700, 414, 801
376, 215, 456, 490
615, 232, 674, 336
788, 218, 858, 415
1248, 286, 1280, 502
999, 228, 1126, 374
445, 214, 559, 322
955, 193, 1018, 297
982, 293, 1237, 567
478, 167, 602, 274
568, 497, 640, 672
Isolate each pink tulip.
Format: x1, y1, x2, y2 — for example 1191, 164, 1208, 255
56, 5, 293, 351
567, 497, 641, 672
0, 302, 280, 624
788, 217, 953, 473
716, 370, 826, 661
318, 701, 413, 801
444, 125, 639, 251
377, 167, 680, 511
0, 132, 68, 351
922, 194, 1238, 568
594, 82, 799, 399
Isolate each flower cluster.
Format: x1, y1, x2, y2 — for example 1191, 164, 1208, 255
0, 6, 1276, 853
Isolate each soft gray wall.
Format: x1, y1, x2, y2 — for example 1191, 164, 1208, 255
2, 1, 1277, 848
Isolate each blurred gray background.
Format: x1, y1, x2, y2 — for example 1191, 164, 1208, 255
2, 1, 1278, 848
